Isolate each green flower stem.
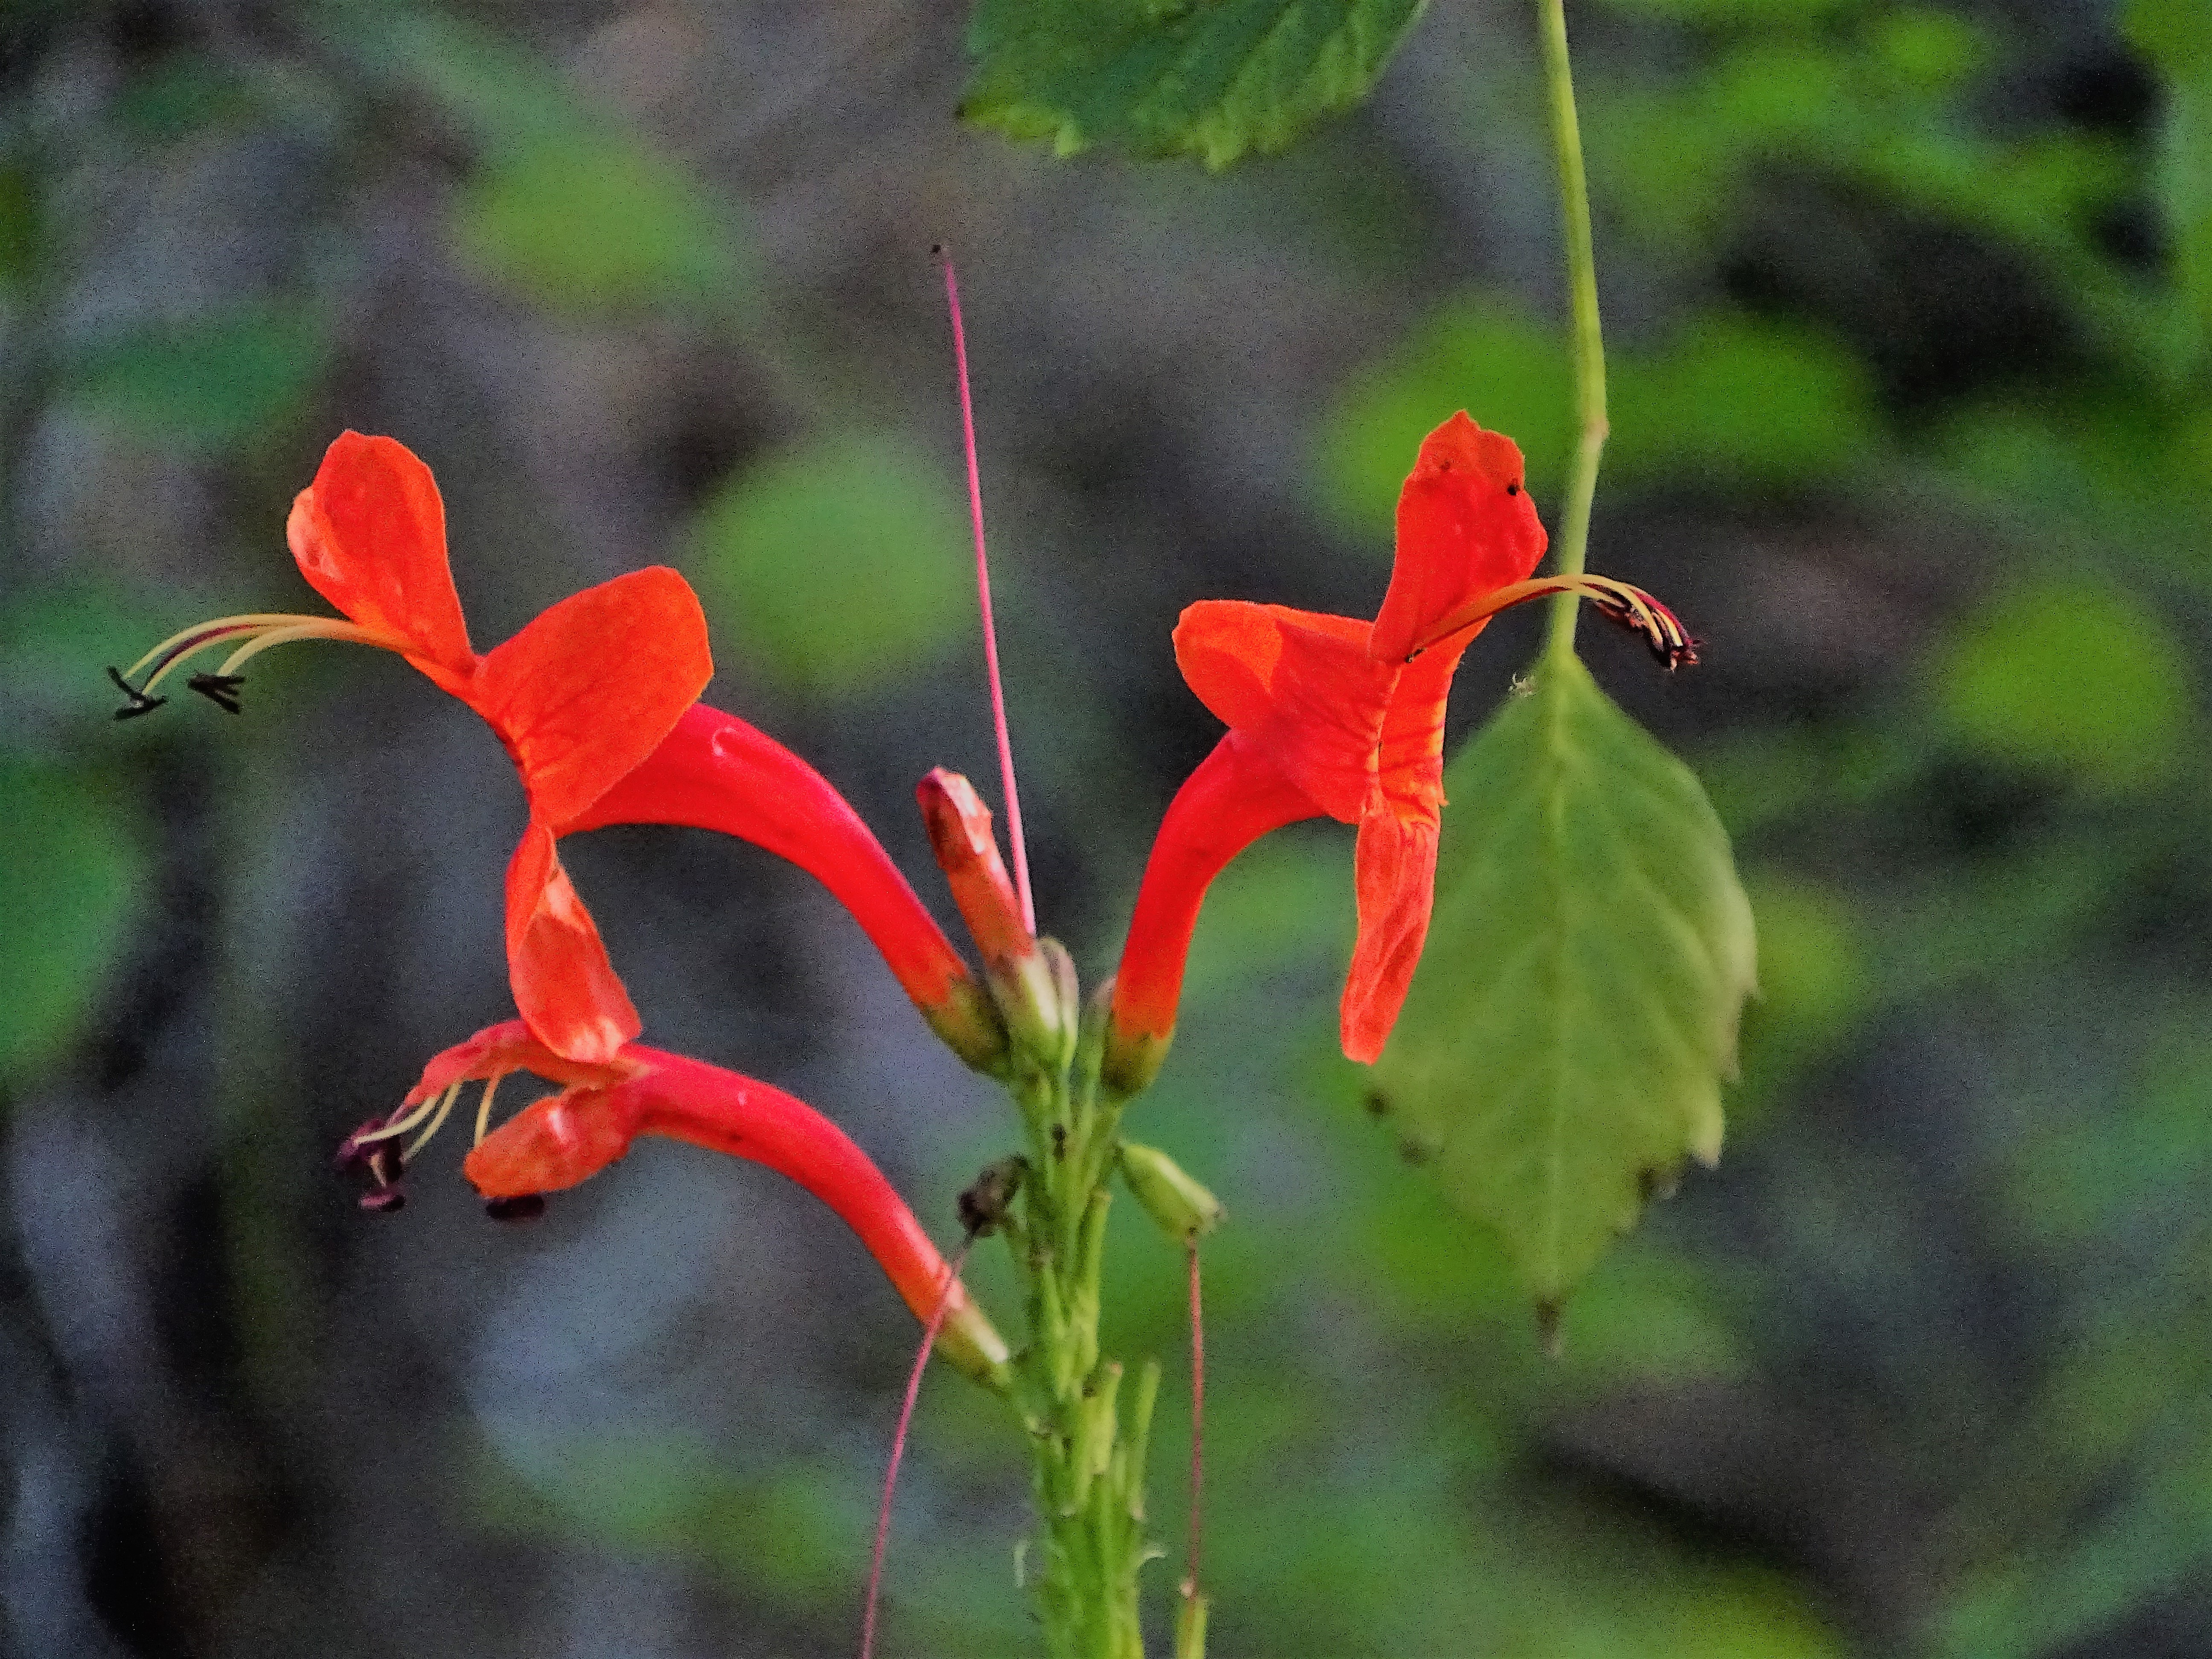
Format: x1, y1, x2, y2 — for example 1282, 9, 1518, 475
999, 1021, 1156, 1657
1539, 0, 1608, 660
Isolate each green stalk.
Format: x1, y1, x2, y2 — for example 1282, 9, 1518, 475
1539, 0, 1608, 659
1001, 998, 1153, 1658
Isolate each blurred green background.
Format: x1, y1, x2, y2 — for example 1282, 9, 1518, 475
5, 0, 2212, 1654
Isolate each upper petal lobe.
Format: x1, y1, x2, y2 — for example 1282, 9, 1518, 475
1371, 413, 1548, 664
286, 432, 476, 693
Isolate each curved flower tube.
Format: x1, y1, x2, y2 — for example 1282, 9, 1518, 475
1105, 412, 1693, 1089
572, 707, 1008, 1072
114, 431, 712, 1065
345, 1019, 1011, 1387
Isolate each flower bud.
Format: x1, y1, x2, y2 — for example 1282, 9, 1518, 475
1118, 1142, 1224, 1243
918, 768, 1071, 1066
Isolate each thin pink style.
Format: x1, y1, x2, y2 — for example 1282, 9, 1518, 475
938, 250, 1036, 936
859, 1241, 972, 1659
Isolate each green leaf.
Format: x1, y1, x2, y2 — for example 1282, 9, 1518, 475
1930, 577, 2195, 791
0, 761, 151, 1085
963, 0, 1430, 169
62, 301, 330, 453
1368, 652, 1755, 1308
451, 134, 746, 313
682, 431, 977, 698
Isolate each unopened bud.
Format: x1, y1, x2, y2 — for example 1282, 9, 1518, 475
1119, 1143, 1224, 1243
918, 768, 1072, 1066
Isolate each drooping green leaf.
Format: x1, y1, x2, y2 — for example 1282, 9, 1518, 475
0, 761, 151, 1085
61, 301, 330, 453
1930, 577, 2195, 792
682, 432, 976, 698
962, 0, 1430, 169
1368, 652, 1755, 1309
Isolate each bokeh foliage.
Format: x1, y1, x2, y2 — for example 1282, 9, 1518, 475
8, 0, 2212, 1656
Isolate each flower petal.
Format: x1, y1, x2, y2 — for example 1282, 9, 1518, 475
1370, 413, 1548, 665
1173, 601, 1387, 824
1104, 731, 1323, 1092
1342, 809, 1441, 1063
464, 1078, 649, 1195
401, 1018, 637, 1108
471, 567, 713, 832
286, 431, 476, 695
505, 823, 641, 1064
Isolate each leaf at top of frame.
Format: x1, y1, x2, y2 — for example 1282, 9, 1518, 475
963, 0, 1430, 169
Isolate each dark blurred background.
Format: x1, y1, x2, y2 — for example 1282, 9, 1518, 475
7, 0, 2212, 1654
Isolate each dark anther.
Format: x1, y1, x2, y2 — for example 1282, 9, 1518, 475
335, 1118, 407, 1214
1050, 1123, 1068, 1161
1505, 481, 1520, 495
484, 1194, 547, 1223
107, 666, 166, 720
188, 672, 244, 713
958, 1155, 1027, 1240
1587, 592, 1700, 672
930, 241, 945, 256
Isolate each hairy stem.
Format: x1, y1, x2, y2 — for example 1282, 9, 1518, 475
1008, 1047, 1153, 1658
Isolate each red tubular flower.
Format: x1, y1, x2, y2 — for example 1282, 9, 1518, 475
1105, 413, 1694, 1089
116, 431, 712, 1065
367, 1019, 1011, 1385
570, 710, 1008, 1072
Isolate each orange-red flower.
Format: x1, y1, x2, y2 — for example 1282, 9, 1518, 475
342, 1019, 1010, 1385
116, 431, 1005, 1071
1105, 412, 1691, 1089
115, 431, 708, 1063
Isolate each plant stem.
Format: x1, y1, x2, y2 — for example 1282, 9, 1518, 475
1539, 0, 1608, 660
1006, 1042, 1153, 1657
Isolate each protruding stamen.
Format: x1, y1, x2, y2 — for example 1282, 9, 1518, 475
189, 673, 244, 713
335, 1114, 413, 1212
349, 1082, 454, 1150
123, 612, 407, 702
1411, 574, 1700, 671
473, 1072, 508, 1147
107, 666, 167, 720
402, 1082, 463, 1163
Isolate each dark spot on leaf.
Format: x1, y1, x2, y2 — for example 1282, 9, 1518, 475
1398, 1136, 1435, 1166
1362, 1089, 1389, 1118
1534, 1300, 1563, 1360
